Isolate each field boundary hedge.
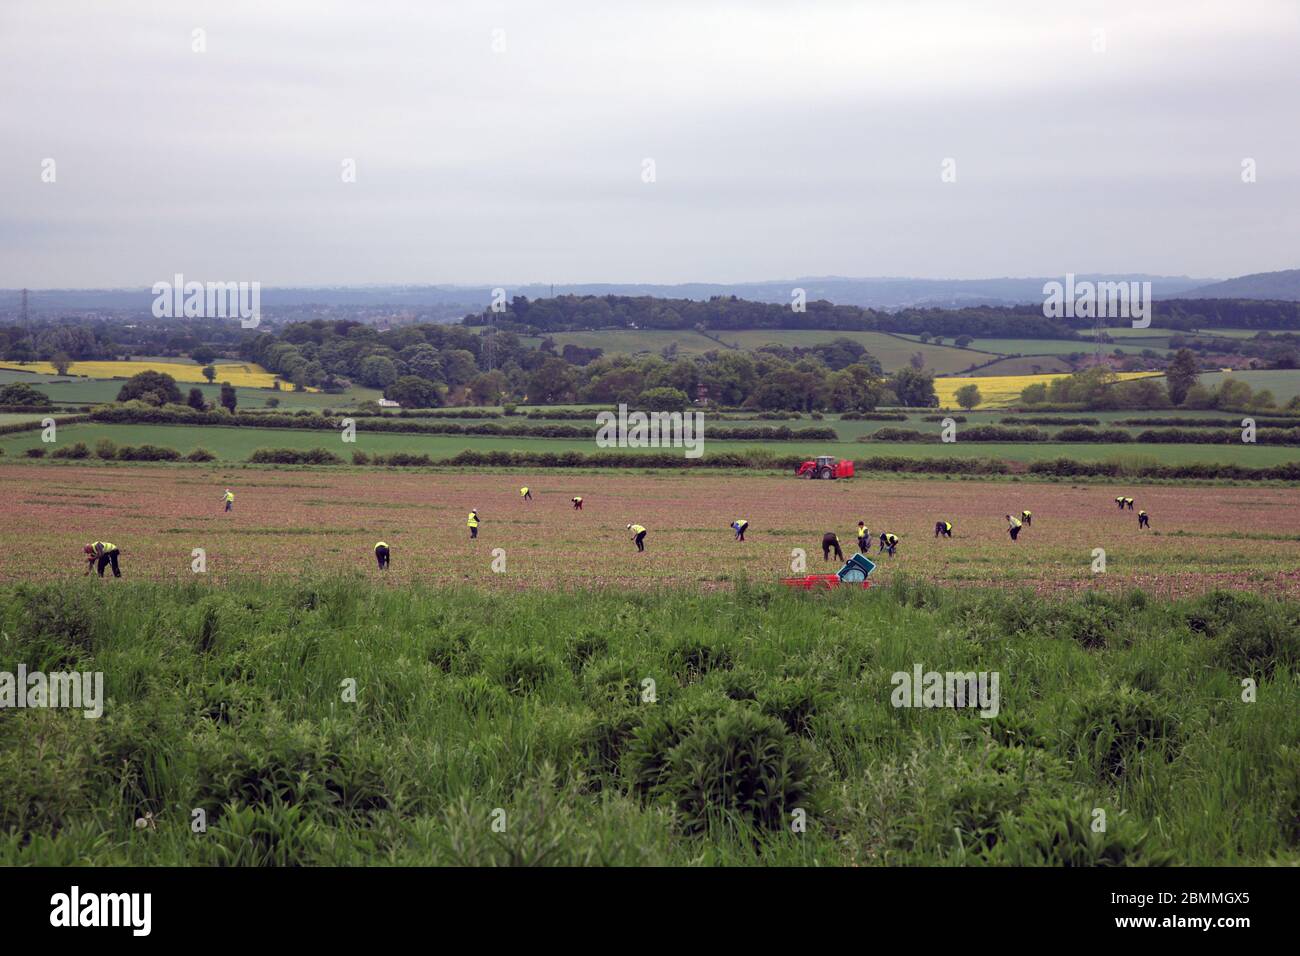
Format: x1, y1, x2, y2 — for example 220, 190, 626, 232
0, 414, 90, 436
87, 407, 838, 441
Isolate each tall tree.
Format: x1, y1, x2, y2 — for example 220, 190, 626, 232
1165, 348, 1200, 405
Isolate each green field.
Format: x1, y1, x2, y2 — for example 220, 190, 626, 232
522, 329, 727, 357
1198, 370, 1300, 404
0, 368, 376, 411
4, 421, 1298, 467
967, 339, 1172, 358
963, 356, 1074, 376
2, 579, 1296, 865
716, 330, 983, 373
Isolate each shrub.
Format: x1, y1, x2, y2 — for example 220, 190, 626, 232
623, 698, 730, 797
989, 796, 1174, 866
869, 427, 929, 442
116, 444, 181, 461
664, 709, 816, 834
187, 447, 216, 462
668, 639, 734, 680
50, 442, 89, 459
23, 447, 46, 458
16, 584, 100, 660
1071, 687, 1180, 781
95, 438, 117, 460
1270, 746, 1300, 848
1214, 603, 1300, 678
247, 448, 343, 465
492, 647, 557, 695
565, 632, 609, 674
759, 677, 825, 737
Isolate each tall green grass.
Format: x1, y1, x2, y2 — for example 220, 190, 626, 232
1, 578, 1297, 865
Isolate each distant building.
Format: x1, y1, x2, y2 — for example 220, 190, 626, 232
378, 398, 400, 408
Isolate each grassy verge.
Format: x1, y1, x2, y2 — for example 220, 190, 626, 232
1, 579, 1297, 865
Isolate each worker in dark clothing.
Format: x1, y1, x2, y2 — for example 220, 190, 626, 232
628, 523, 647, 552
879, 532, 899, 556
1021, 510, 1032, 527
1006, 514, 1022, 541
520, 486, 532, 501
822, 532, 843, 561
374, 541, 391, 569
1116, 496, 1126, 510
572, 496, 583, 510
935, 520, 953, 538
222, 489, 234, 512
84, 541, 121, 577
1138, 510, 1150, 529
1125, 497, 1135, 511
731, 519, 749, 541
468, 510, 480, 539
856, 522, 870, 553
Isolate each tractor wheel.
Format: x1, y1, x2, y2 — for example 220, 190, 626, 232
818, 466, 833, 480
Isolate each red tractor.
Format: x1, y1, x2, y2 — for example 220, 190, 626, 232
795, 455, 855, 480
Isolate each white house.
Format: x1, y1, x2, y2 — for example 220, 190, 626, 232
377, 398, 400, 408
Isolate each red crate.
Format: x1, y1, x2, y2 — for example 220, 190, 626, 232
780, 574, 870, 590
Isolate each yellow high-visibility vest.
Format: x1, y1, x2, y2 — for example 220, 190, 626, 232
224, 491, 234, 501
375, 542, 388, 551
630, 525, 646, 534
885, 534, 898, 545
93, 541, 117, 554
1009, 518, 1022, 529
520, 487, 529, 496
857, 527, 868, 539
943, 522, 952, 532
467, 513, 479, 527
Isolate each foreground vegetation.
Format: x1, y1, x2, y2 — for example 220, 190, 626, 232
2, 579, 1297, 865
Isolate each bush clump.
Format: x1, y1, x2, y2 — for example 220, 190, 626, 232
663, 708, 816, 835
989, 796, 1174, 866
1071, 687, 1180, 781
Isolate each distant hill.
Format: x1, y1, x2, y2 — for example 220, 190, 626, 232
1177, 269, 1300, 301
0, 274, 1214, 315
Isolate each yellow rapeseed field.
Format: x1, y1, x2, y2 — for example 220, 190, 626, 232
933, 372, 1162, 409
0, 360, 295, 389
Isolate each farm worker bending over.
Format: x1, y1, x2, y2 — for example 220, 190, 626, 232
1006, 514, 1022, 541
935, 521, 953, 538
856, 522, 870, 553
628, 524, 647, 552
1116, 496, 1126, 510
1138, 510, 1150, 530
374, 541, 390, 570
822, 532, 843, 562
222, 489, 234, 512
468, 510, 480, 539
520, 486, 532, 501
879, 532, 899, 556
84, 541, 121, 577
572, 496, 583, 510
732, 519, 749, 541
1124, 497, 1135, 511
1020, 510, 1032, 527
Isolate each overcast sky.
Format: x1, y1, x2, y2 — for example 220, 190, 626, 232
2, 0, 1297, 288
